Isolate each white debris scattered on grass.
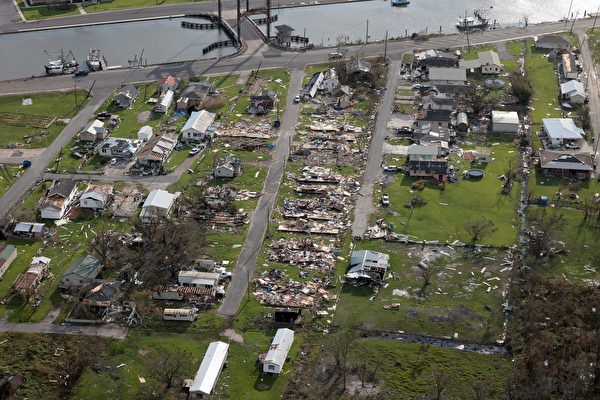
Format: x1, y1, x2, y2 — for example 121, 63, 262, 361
480, 267, 486, 274
232, 244, 242, 248
392, 289, 410, 297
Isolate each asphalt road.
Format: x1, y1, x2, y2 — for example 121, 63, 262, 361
578, 29, 600, 176
352, 61, 400, 238
0, 319, 128, 339
217, 69, 304, 317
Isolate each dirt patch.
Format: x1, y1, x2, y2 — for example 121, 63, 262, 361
220, 328, 244, 343
405, 307, 419, 318
428, 306, 484, 328
346, 376, 381, 398
137, 111, 151, 124
247, 76, 267, 96
137, 349, 150, 356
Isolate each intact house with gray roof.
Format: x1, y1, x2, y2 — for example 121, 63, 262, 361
560, 80, 585, 105
427, 67, 467, 86
113, 84, 139, 109
539, 150, 593, 180
542, 118, 585, 147
534, 35, 571, 50
346, 250, 389, 285
60, 255, 102, 291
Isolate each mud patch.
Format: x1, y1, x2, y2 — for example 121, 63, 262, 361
137, 110, 151, 124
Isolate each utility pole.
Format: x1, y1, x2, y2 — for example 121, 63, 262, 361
236, 0, 241, 40
570, 11, 579, 33
466, 28, 471, 53
246, 269, 250, 301
365, 19, 369, 44
74, 84, 77, 108
384, 30, 388, 60
266, 0, 271, 41
564, 0, 574, 31
246, 0, 248, 12
593, 6, 600, 32
218, 0, 222, 23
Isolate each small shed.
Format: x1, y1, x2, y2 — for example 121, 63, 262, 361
140, 189, 177, 222
491, 111, 519, 134
14, 222, 45, 239
275, 25, 294, 46
178, 270, 220, 289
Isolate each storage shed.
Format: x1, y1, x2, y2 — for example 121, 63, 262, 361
491, 111, 519, 134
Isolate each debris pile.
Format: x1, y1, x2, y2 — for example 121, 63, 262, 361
268, 238, 336, 272
253, 269, 335, 308
217, 123, 273, 139
277, 219, 340, 235
292, 166, 341, 184
283, 196, 347, 221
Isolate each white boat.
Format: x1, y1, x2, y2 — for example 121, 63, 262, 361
457, 10, 489, 31
44, 49, 78, 75
44, 60, 64, 75
86, 48, 101, 71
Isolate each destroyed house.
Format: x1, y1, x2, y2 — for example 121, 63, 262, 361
60, 254, 102, 291
539, 150, 593, 180
178, 271, 220, 289
136, 132, 178, 166
259, 328, 294, 375
561, 53, 578, 80
346, 59, 372, 82
113, 84, 139, 108
13, 256, 50, 299
408, 159, 448, 181
39, 179, 77, 220
320, 69, 339, 93
346, 250, 389, 283
0, 244, 17, 279
416, 56, 459, 72
13, 222, 45, 239
300, 71, 324, 98
99, 138, 141, 158
82, 279, 121, 313
249, 90, 279, 114
153, 285, 216, 304
176, 82, 214, 112
189, 341, 229, 400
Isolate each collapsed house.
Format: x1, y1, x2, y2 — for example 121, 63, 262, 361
253, 269, 335, 308
99, 137, 142, 158
13, 256, 51, 299
346, 250, 389, 285
153, 285, 216, 305
39, 179, 77, 220
268, 238, 336, 272
82, 279, 121, 314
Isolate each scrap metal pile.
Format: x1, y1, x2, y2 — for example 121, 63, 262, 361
253, 268, 336, 308
268, 238, 336, 272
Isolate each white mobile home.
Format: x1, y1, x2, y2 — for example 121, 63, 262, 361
178, 271, 220, 289
154, 90, 174, 113
189, 341, 229, 400
163, 308, 197, 322
261, 328, 294, 375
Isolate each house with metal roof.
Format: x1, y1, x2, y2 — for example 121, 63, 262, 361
158, 75, 180, 94
300, 71, 324, 99
492, 111, 520, 134
542, 118, 585, 146
181, 110, 216, 142
13, 222, 45, 239
560, 80, 585, 104
178, 271, 220, 289
137, 125, 154, 141
60, 255, 102, 291
346, 250, 389, 284
39, 179, 77, 220
0, 245, 17, 280
140, 189, 177, 222
260, 328, 294, 375
539, 150, 592, 180
154, 89, 175, 114
189, 341, 229, 399
114, 84, 139, 108
428, 67, 466, 86
407, 144, 440, 160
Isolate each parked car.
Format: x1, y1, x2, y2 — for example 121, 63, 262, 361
189, 147, 202, 156
74, 70, 89, 77
381, 194, 390, 206
565, 142, 581, 149
383, 165, 398, 173
329, 52, 343, 59
294, 95, 301, 103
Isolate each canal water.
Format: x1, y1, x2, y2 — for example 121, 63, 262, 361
0, 18, 236, 81
264, 0, 598, 47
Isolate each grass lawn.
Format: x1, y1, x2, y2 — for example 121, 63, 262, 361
0, 164, 23, 197
0, 90, 90, 148
334, 241, 507, 343
503, 40, 524, 74
526, 207, 600, 282
83, 0, 206, 13
18, 1, 80, 20
525, 39, 561, 126
375, 135, 519, 246
343, 338, 511, 399
460, 45, 497, 60
209, 74, 239, 88
587, 28, 600, 65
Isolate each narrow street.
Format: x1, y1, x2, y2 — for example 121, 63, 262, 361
218, 69, 304, 317
0, 320, 128, 339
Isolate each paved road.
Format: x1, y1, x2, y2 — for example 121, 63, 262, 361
0, 0, 19, 27
0, 320, 128, 339
352, 61, 400, 238
217, 69, 303, 316
578, 29, 600, 177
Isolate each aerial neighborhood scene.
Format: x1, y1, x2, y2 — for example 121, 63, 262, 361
2, 0, 600, 398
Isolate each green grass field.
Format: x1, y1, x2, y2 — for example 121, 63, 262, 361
375, 135, 519, 246
525, 39, 561, 126
0, 165, 23, 197
502, 40, 524, 74
18, 1, 80, 20
0, 90, 89, 148
83, 0, 206, 13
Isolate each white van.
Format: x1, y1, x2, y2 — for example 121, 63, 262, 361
329, 52, 343, 59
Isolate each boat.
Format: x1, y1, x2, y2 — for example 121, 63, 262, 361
456, 10, 489, 31
86, 48, 101, 71
44, 49, 78, 75
391, 0, 409, 6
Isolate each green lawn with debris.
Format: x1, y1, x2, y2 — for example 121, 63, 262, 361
0, 90, 90, 148
0, 164, 23, 197
525, 39, 560, 128
503, 40, 524, 74
375, 135, 519, 246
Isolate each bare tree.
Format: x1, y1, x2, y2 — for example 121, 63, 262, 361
87, 223, 119, 270
465, 218, 497, 245
418, 263, 437, 298
325, 332, 357, 391
470, 380, 489, 400
147, 348, 191, 389
429, 370, 452, 400
502, 158, 517, 195
526, 209, 566, 258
